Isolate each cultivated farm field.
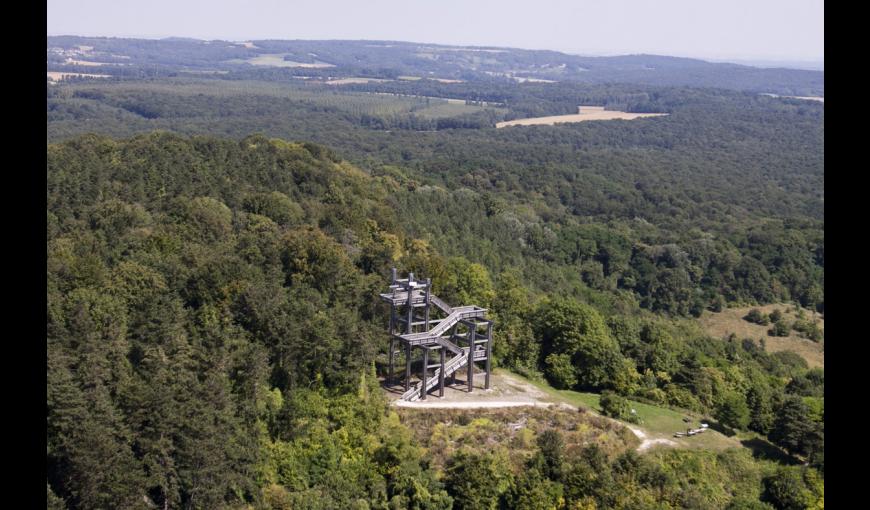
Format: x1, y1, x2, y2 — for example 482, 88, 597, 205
47, 72, 110, 82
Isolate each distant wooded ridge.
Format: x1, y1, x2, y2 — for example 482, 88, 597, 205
47, 36, 824, 96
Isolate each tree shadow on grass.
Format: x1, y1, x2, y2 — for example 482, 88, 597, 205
704, 419, 733, 436
740, 437, 802, 465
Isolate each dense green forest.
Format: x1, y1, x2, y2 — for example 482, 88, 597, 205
48, 78, 824, 315
48, 134, 823, 509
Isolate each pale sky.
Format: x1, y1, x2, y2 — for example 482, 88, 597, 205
47, 0, 824, 64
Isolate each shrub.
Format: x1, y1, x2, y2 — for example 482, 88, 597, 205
792, 319, 823, 342
744, 308, 769, 325
600, 391, 629, 419
544, 353, 577, 389
769, 321, 791, 337
709, 295, 726, 313
768, 308, 783, 323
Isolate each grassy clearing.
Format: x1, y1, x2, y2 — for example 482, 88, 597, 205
699, 303, 823, 368
498, 369, 742, 452
57, 78, 503, 120
325, 77, 394, 85
412, 101, 505, 119
226, 53, 335, 68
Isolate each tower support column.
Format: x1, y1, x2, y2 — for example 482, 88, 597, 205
405, 343, 412, 391
467, 325, 476, 393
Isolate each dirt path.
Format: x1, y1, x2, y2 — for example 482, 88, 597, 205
394, 400, 572, 410
628, 426, 678, 452
387, 372, 673, 452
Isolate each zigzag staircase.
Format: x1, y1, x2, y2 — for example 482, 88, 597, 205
400, 342, 488, 401
382, 269, 492, 401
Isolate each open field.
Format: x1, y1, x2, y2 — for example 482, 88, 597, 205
760, 93, 824, 102
786, 95, 824, 102
397, 76, 462, 83
699, 304, 824, 368
325, 77, 393, 85
503, 371, 742, 452
497, 105, 668, 127
227, 53, 335, 68
513, 77, 557, 83
413, 101, 506, 118
63, 59, 119, 66
385, 369, 741, 453
47, 72, 111, 81
55, 78, 502, 119
372, 91, 504, 108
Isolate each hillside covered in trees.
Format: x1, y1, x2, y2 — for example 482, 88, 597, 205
48, 134, 823, 509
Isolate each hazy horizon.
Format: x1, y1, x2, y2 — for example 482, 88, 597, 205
45, 33, 825, 72
47, 0, 824, 68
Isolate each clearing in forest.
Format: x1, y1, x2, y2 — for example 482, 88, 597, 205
699, 304, 824, 368
496, 105, 667, 127
386, 369, 741, 454
64, 58, 118, 66
325, 77, 394, 85
47, 72, 111, 81
228, 53, 336, 68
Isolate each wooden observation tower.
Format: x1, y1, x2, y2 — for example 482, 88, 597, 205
380, 268, 493, 401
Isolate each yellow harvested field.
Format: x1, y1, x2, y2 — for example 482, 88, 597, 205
496, 106, 667, 127
514, 77, 557, 83
698, 304, 824, 368
236, 41, 259, 49
47, 72, 111, 81
64, 59, 116, 67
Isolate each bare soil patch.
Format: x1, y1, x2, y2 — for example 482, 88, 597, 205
383, 369, 549, 406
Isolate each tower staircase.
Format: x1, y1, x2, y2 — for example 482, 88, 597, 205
381, 269, 493, 401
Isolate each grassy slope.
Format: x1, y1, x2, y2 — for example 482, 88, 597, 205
498, 369, 743, 452
699, 304, 824, 368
